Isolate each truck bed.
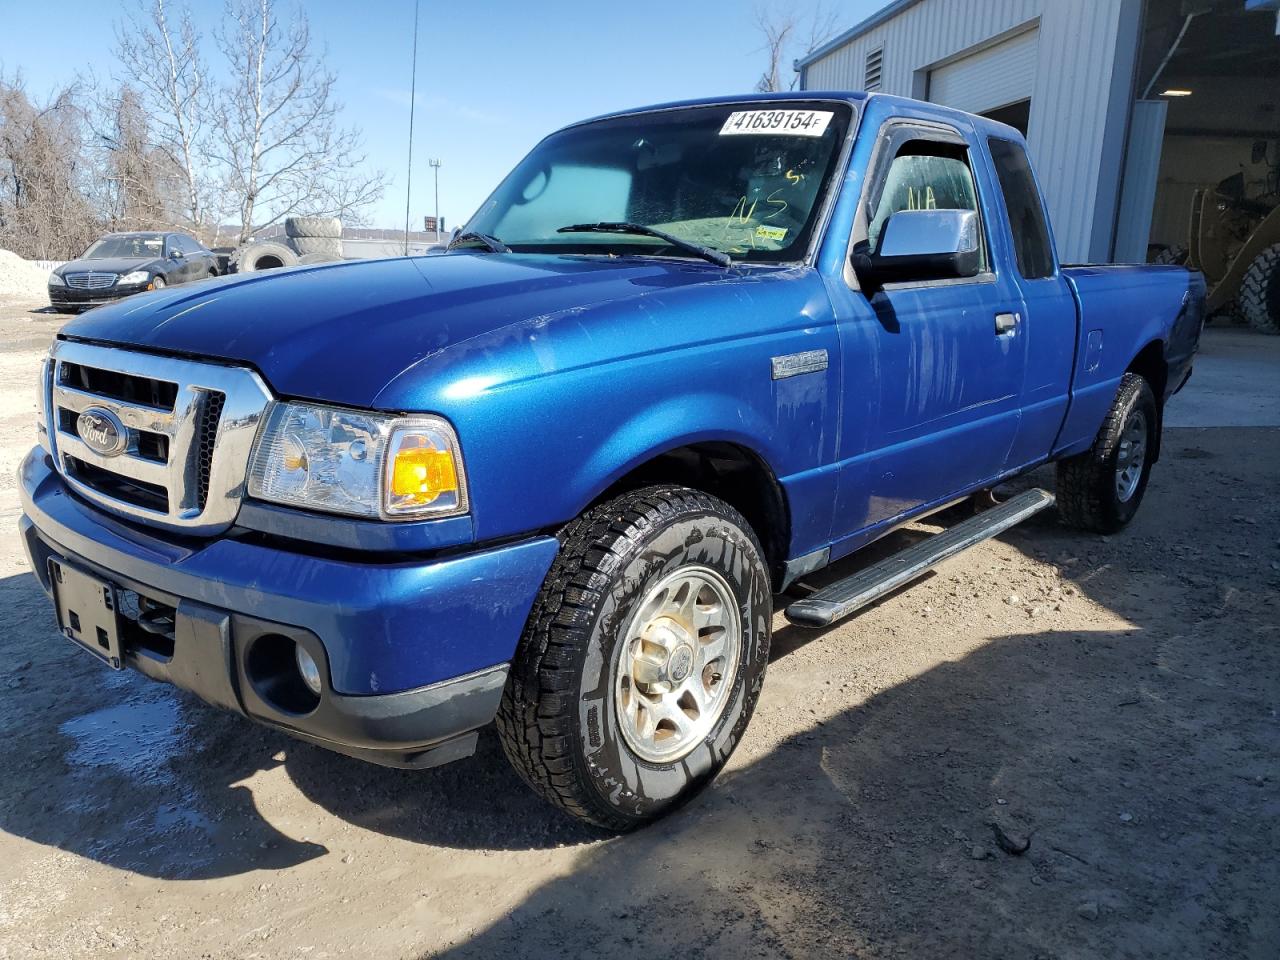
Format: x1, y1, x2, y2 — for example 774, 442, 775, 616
1053, 263, 1205, 458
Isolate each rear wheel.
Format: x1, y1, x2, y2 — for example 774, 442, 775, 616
1056, 372, 1158, 533
1240, 243, 1280, 335
497, 485, 772, 830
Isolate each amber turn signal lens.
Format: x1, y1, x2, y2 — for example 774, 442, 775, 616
389, 437, 458, 505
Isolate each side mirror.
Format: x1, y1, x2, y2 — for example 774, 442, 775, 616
170, 248, 185, 260
853, 209, 982, 288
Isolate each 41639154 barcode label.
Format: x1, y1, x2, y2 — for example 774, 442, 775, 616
719, 110, 834, 137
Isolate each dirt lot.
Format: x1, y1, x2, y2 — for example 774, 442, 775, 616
0, 292, 1277, 959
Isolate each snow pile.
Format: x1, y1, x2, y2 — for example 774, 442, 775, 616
0, 249, 53, 300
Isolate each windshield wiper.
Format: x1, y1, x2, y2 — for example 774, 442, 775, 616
447, 231, 510, 254
556, 222, 732, 268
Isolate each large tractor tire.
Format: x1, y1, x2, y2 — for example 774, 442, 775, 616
230, 241, 298, 273
285, 216, 343, 239
289, 236, 344, 260
1240, 243, 1280, 335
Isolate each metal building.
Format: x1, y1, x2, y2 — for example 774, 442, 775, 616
797, 0, 1280, 266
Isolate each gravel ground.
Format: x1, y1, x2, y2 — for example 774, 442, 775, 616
0, 294, 1277, 959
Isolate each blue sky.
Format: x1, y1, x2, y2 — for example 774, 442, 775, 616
1, 0, 881, 230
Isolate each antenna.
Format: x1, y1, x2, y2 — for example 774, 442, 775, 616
404, 0, 421, 255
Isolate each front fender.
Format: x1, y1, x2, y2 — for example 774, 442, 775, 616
572, 391, 783, 509
373, 264, 840, 554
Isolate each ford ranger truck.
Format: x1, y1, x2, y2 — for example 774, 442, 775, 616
20, 93, 1203, 830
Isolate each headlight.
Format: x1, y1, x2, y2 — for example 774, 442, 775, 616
246, 402, 467, 520
120, 270, 150, 285
48, 273, 65, 287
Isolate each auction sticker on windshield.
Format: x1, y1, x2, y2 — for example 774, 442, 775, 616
720, 110, 834, 137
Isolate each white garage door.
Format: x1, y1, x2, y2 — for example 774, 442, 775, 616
928, 28, 1039, 116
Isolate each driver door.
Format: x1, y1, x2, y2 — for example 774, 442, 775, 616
829, 119, 1027, 552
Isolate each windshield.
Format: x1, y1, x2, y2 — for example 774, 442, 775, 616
465, 101, 853, 263
83, 235, 164, 259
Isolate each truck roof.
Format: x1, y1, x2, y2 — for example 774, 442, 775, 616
569, 90, 868, 128
564, 90, 1024, 143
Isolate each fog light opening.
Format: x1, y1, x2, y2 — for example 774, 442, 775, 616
245, 633, 323, 715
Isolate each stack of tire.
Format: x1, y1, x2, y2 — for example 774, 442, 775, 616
229, 217, 344, 273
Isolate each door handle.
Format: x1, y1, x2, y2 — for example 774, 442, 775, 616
995, 312, 1020, 335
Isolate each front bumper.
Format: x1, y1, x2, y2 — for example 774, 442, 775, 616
49, 282, 149, 309
19, 449, 559, 768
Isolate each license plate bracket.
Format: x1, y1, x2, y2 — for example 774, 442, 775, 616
48, 558, 125, 670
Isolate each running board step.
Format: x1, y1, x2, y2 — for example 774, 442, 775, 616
784, 488, 1056, 629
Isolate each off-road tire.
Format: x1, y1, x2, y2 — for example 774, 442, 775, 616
1240, 243, 1280, 335
1056, 373, 1158, 533
289, 236, 344, 260
497, 485, 772, 831
296, 253, 335, 265
284, 216, 342, 239
229, 241, 298, 273
1152, 244, 1188, 266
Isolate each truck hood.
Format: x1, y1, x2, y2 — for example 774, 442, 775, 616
58, 253, 742, 408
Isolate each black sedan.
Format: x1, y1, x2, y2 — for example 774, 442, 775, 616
48, 232, 220, 312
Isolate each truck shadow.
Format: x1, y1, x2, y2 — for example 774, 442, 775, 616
0, 506, 996, 878
0, 562, 598, 877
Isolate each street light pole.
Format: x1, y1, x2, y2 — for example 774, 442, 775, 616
429, 159, 442, 241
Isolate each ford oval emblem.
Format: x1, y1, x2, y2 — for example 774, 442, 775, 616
76, 407, 128, 458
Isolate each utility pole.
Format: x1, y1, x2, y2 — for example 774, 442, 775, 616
429, 158, 442, 241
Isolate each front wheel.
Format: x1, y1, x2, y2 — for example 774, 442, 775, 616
151, 275, 166, 290
1056, 372, 1158, 533
497, 485, 772, 831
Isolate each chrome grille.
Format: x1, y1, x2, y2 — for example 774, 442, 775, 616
65, 272, 118, 290
48, 340, 273, 534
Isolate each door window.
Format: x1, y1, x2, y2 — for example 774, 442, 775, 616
987, 137, 1055, 279
866, 140, 987, 273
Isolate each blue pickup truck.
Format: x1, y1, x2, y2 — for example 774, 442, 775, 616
20, 92, 1202, 829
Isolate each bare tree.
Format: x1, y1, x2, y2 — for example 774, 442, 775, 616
754, 7, 796, 93
0, 74, 101, 259
753, 3, 841, 93
90, 84, 175, 231
114, 0, 213, 231
214, 0, 385, 242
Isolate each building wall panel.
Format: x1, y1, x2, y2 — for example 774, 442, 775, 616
801, 0, 1136, 262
